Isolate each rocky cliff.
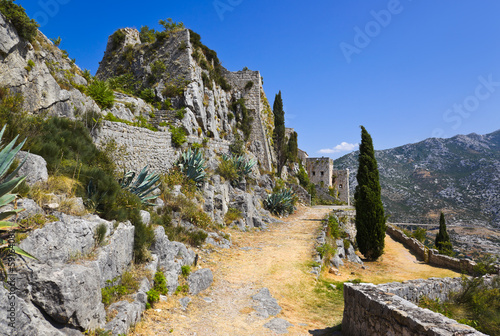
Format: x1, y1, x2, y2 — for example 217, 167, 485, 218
335, 130, 500, 228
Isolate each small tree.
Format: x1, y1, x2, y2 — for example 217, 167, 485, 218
273, 91, 286, 174
435, 212, 452, 255
354, 126, 386, 261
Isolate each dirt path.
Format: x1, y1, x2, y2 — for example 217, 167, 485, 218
131, 206, 460, 336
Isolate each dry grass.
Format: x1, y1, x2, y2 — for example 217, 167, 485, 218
131, 206, 462, 336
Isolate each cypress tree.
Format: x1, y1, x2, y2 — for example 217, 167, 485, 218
286, 131, 298, 163
273, 91, 286, 174
435, 212, 452, 254
354, 126, 386, 260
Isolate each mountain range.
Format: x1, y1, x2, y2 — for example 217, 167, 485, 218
334, 130, 500, 228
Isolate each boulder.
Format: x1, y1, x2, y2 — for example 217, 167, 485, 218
19, 214, 112, 263
28, 262, 106, 330
0, 285, 69, 336
140, 210, 151, 226
103, 299, 144, 335
16, 151, 48, 185
96, 221, 134, 287
330, 255, 344, 268
188, 268, 213, 295
346, 245, 363, 264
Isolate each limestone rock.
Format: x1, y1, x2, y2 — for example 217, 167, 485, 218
0, 12, 20, 55
0, 285, 69, 336
28, 262, 106, 330
19, 214, 112, 263
103, 299, 144, 335
263, 318, 293, 334
188, 268, 213, 295
252, 288, 282, 318
140, 210, 151, 226
346, 245, 363, 264
179, 297, 191, 310
96, 221, 134, 287
16, 151, 48, 185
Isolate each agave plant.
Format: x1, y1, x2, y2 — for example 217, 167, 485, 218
221, 154, 256, 183
264, 187, 296, 216
0, 126, 37, 277
118, 165, 161, 206
175, 148, 206, 186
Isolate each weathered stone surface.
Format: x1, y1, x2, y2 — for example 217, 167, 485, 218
103, 299, 144, 335
179, 297, 191, 310
188, 268, 213, 295
96, 221, 134, 287
19, 214, 112, 263
205, 232, 231, 249
1, 197, 44, 221
0, 284, 70, 336
16, 151, 48, 185
140, 210, 151, 226
346, 245, 363, 264
28, 262, 106, 330
151, 226, 195, 293
0, 12, 20, 55
263, 318, 293, 334
252, 288, 282, 318
342, 279, 489, 336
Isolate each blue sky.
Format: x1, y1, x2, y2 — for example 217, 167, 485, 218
18, 0, 500, 158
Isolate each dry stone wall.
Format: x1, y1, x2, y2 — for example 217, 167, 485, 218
385, 225, 498, 275
342, 279, 487, 336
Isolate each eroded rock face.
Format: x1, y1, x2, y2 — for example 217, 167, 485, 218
16, 151, 48, 185
28, 262, 106, 330
19, 214, 113, 264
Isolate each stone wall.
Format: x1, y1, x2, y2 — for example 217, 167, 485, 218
225, 70, 274, 171
306, 157, 333, 187
385, 225, 492, 275
342, 279, 488, 336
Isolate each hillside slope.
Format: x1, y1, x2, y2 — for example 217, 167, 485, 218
335, 130, 500, 228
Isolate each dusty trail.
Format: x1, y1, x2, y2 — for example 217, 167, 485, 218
131, 206, 460, 336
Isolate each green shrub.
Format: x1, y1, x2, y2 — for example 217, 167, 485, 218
0, 0, 39, 42
327, 215, 341, 239
181, 265, 191, 277
95, 223, 107, 246
317, 243, 336, 259
87, 80, 114, 109
146, 288, 160, 308
110, 29, 125, 50
170, 126, 186, 147
139, 25, 156, 43
175, 108, 186, 120
224, 208, 242, 225
217, 157, 238, 182
245, 81, 254, 90
153, 271, 168, 295
230, 98, 253, 140
159, 18, 184, 32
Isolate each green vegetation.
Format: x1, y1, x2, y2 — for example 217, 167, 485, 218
181, 265, 191, 277
218, 154, 256, 185
175, 148, 207, 186
286, 131, 298, 163
110, 29, 125, 50
402, 227, 427, 244
146, 288, 159, 309
139, 26, 156, 43
170, 125, 186, 147
103, 112, 157, 132
230, 98, 253, 141
245, 81, 254, 90
159, 18, 185, 32
101, 272, 139, 306
354, 126, 386, 261
273, 91, 286, 175
153, 271, 168, 295
224, 207, 243, 225
25, 59, 35, 72
95, 223, 107, 247
0, 0, 39, 42
118, 166, 160, 205
0, 126, 37, 277
87, 79, 114, 109
435, 212, 452, 255
419, 275, 500, 335
264, 187, 296, 216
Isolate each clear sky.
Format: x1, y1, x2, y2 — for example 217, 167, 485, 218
18, 0, 500, 158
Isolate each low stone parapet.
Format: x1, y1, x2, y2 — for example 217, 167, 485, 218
342, 278, 487, 336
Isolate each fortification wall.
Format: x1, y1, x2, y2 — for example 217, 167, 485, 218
93, 121, 232, 174
342, 279, 487, 336
225, 70, 274, 171
333, 169, 350, 205
385, 225, 488, 274
306, 157, 333, 187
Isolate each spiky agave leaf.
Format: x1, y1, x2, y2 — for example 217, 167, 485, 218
175, 148, 207, 186
264, 188, 296, 216
119, 165, 161, 205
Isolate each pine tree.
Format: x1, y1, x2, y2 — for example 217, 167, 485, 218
273, 91, 286, 174
354, 126, 386, 260
435, 212, 452, 255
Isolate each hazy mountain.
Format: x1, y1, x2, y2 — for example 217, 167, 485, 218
334, 130, 500, 228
